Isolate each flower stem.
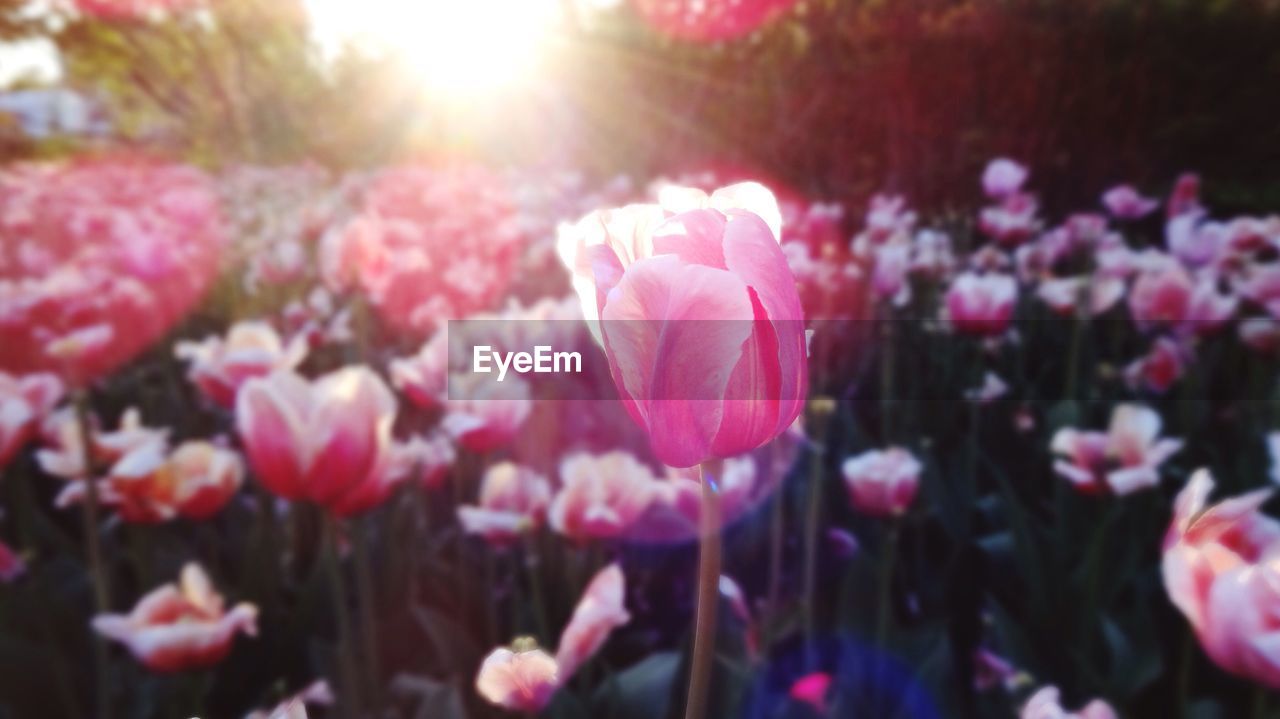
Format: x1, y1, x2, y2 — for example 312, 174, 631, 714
875, 519, 900, 648
684, 461, 723, 719
324, 516, 361, 719
73, 389, 111, 719
352, 516, 382, 708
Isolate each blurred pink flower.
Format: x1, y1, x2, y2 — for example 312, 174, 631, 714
1167, 172, 1203, 219
475, 646, 560, 713
0, 539, 25, 583
0, 160, 224, 386
325, 436, 427, 517
558, 183, 807, 467
871, 240, 912, 307
56, 440, 243, 523
630, 0, 800, 42
1128, 259, 1193, 329
1020, 686, 1116, 719
93, 563, 257, 672
1036, 276, 1126, 317
1050, 404, 1183, 495
0, 371, 62, 470
982, 158, 1029, 199
549, 452, 659, 541
37, 406, 168, 481
243, 680, 333, 719
1102, 184, 1159, 219
457, 462, 552, 544
972, 649, 1019, 691
1124, 337, 1187, 394
979, 193, 1040, 246
555, 563, 631, 678
945, 273, 1017, 337
1238, 262, 1280, 319
389, 332, 449, 410
841, 447, 921, 518
1240, 317, 1280, 354
175, 321, 307, 408
1162, 469, 1280, 689
440, 374, 532, 453
965, 371, 1009, 404
236, 367, 398, 513
789, 671, 833, 714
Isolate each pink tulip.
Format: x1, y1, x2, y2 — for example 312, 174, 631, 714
175, 321, 307, 408
789, 671, 833, 714
982, 158, 1029, 199
1162, 469, 1280, 689
945, 273, 1017, 337
93, 563, 257, 672
325, 436, 427, 517
1167, 172, 1203, 219
440, 374, 532, 453
1050, 404, 1183, 495
557, 183, 807, 467
457, 462, 552, 544
1129, 259, 1193, 329
474, 646, 560, 713
555, 563, 631, 679
841, 447, 921, 518
979, 193, 1040, 246
56, 440, 243, 523
1124, 337, 1186, 394
1101, 184, 1159, 219
0, 540, 26, 583
37, 406, 168, 481
1240, 317, 1280, 354
389, 332, 449, 410
548, 452, 659, 541
1036, 276, 1126, 318
0, 371, 62, 470
1238, 262, 1280, 319
236, 367, 397, 513
1020, 686, 1117, 719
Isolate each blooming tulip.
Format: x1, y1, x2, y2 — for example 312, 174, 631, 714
440, 374, 532, 453
1051, 404, 1182, 495
558, 183, 808, 467
0, 371, 62, 470
175, 321, 307, 408
1101, 184, 1159, 219
549, 452, 659, 541
555, 563, 631, 678
475, 646, 560, 713
979, 193, 1040, 246
389, 331, 449, 410
841, 447, 922, 517
1124, 337, 1186, 394
1020, 686, 1116, 719
982, 158, 1029, 199
93, 563, 258, 672
1162, 469, 1280, 689
457, 462, 552, 544
37, 406, 168, 481
236, 367, 398, 513
945, 273, 1017, 337
1129, 259, 1194, 329
55, 440, 243, 523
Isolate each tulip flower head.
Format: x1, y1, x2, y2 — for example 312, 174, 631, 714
841, 447, 922, 518
1162, 469, 1280, 689
1020, 686, 1116, 719
475, 644, 560, 713
1051, 404, 1183, 495
0, 371, 63, 471
236, 367, 398, 513
175, 321, 307, 408
548, 451, 660, 541
457, 462, 552, 544
93, 563, 258, 672
557, 183, 808, 467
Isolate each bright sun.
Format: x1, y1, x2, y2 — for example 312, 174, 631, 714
307, 0, 564, 99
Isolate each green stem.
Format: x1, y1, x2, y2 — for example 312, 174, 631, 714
324, 516, 361, 719
801, 436, 824, 655
352, 517, 382, 708
683, 461, 723, 719
523, 532, 551, 644
875, 520, 900, 648
73, 390, 111, 719
764, 483, 784, 651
